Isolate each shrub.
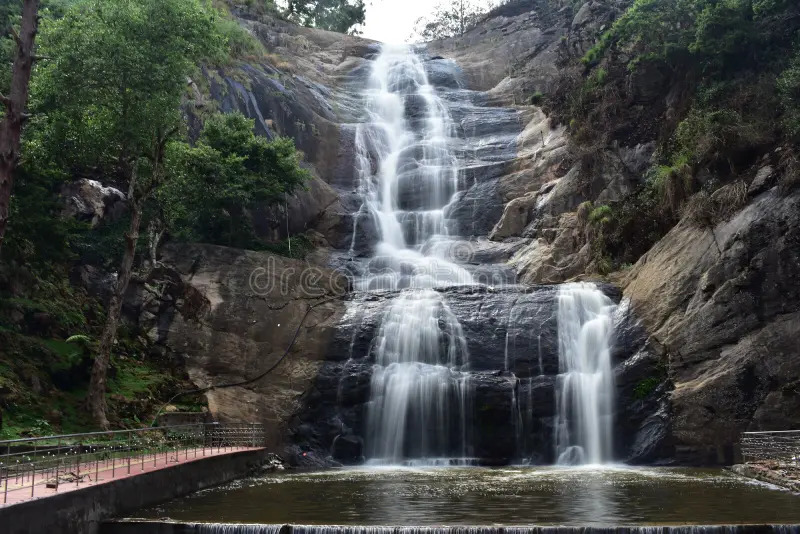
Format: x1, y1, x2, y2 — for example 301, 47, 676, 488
649, 162, 693, 215
778, 52, 800, 141
212, 15, 265, 63
633, 376, 662, 400
684, 180, 748, 227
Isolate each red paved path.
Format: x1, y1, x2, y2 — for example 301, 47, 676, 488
1, 446, 263, 507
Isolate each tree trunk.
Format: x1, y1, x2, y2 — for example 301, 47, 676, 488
87, 172, 143, 429
0, 0, 40, 255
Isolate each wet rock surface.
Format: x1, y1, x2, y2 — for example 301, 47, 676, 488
292, 284, 653, 465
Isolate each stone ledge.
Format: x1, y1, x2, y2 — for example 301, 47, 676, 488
731, 463, 800, 493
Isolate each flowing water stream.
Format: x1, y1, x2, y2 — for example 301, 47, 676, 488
353, 45, 475, 464
554, 284, 617, 465
351, 44, 617, 466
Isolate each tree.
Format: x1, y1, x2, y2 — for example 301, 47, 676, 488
0, 0, 40, 256
285, 0, 366, 34
159, 112, 310, 248
33, 0, 222, 428
412, 0, 490, 41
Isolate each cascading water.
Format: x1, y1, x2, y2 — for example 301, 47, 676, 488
353, 44, 474, 464
554, 283, 617, 465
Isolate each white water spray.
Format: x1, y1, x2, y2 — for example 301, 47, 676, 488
554, 283, 617, 465
355, 45, 473, 463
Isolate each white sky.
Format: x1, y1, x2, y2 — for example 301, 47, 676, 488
273, 1, 497, 44
359, 0, 437, 44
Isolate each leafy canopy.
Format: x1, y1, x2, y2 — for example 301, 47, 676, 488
285, 0, 365, 34
160, 112, 311, 248
32, 0, 223, 178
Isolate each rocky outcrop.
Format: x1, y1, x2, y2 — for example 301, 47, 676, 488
195, 15, 377, 249
130, 243, 347, 449
61, 179, 127, 227
128, 1, 800, 467
426, 0, 800, 465
624, 188, 800, 463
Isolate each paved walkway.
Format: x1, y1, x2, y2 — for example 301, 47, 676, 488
1, 446, 263, 507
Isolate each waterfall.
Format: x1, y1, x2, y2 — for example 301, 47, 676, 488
554, 283, 617, 465
353, 44, 474, 463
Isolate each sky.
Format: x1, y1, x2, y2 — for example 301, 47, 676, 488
359, 0, 498, 44
359, 0, 438, 44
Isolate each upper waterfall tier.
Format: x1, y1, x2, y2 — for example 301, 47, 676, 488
352, 44, 472, 292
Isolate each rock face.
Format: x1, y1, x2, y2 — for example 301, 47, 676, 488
195, 15, 377, 249
131, 243, 346, 449
624, 189, 800, 463
61, 179, 127, 227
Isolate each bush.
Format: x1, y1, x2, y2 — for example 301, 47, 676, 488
649, 162, 693, 215
674, 108, 769, 170
633, 376, 662, 400
778, 52, 800, 141
214, 17, 265, 61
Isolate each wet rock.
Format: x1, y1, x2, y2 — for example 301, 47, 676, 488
471, 372, 517, 462
748, 165, 775, 196
332, 434, 364, 463
424, 58, 464, 89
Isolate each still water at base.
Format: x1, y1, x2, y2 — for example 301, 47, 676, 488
137, 466, 800, 527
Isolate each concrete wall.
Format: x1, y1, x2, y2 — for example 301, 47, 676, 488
0, 449, 269, 534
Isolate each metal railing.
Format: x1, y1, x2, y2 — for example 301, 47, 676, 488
0, 422, 265, 504
741, 430, 800, 465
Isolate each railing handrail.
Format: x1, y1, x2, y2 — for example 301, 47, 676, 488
1, 421, 266, 504
740, 428, 800, 465
0, 422, 262, 446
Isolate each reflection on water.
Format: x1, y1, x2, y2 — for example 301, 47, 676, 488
137, 466, 800, 527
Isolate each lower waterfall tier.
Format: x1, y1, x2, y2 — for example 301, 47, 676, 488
290, 284, 668, 466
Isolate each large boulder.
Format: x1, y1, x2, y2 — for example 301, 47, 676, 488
61, 179, 126, 227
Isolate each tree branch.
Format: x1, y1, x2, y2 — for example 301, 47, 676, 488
0, 92, 9, 108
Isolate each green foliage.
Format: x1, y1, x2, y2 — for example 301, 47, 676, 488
778, 50, 800, 141
286, 0, 365, 34
588, 204, 613, 226
213, 16, 265, 61
32, 0, 223, 179
413, 0, 489, 41
530, 91, 544, 106
159, 112, 311, 248
674, 108, 769, 168
633, 376, 662, 400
